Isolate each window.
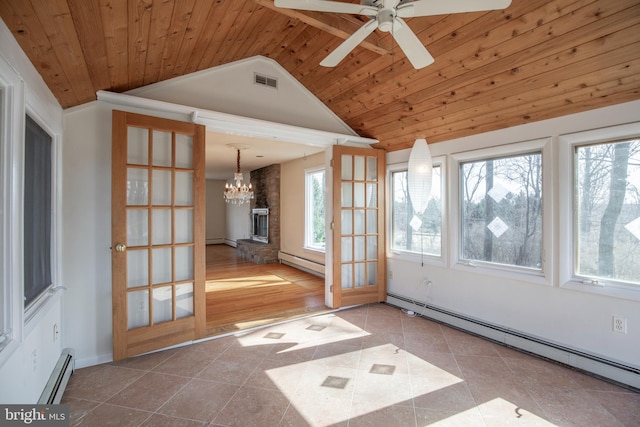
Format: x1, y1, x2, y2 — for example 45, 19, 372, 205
574, 138, 640, 285
391, 164, 442, 258
24, 115, 53, 309
559, 123, 640, 299
458, 149, 543, 272
305, 167, 325, 251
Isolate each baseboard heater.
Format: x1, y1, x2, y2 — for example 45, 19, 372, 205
278, 251, 324, 277
38, 348, 75, 404
386, 293, 640, 391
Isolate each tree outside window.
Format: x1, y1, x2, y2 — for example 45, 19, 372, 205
460, 152, 543, 270
575, 138, 640, 284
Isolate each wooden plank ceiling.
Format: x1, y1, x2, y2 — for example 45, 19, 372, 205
1, 0, 638, 151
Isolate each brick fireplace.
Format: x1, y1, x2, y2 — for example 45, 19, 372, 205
236, 164, 280, 264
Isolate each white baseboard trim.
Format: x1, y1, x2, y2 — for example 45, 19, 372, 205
386, 293, 640, 391
206, 238, 225, 245
74, 353, 113, 369
278, 251, 324, 277
224, 239, 237, 248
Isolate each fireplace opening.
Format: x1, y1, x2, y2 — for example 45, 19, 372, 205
251, 208, 269, 243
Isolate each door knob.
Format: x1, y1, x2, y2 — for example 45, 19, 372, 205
115, 243, 127, 252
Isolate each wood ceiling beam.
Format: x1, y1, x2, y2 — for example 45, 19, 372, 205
254, 0, 390, 56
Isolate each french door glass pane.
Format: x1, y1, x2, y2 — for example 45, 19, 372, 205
127, 168, 148, 205
368, 262, 377, 285
153, 286, 173, 324
127, 249, 148, 288
367, 236, 377, 259
175, 210, 193, 243
341, 182, 352, 207
127, 127, 148, 165
354, 236, 365, 261
354, 263, 365, 287
366, 157, 377, 181
366, 210, 377, 233
152, 130, 172, 167
127, 209, 148, 246
341, 210, 352, 235
354, 183, 365, 207
175, 246, 194, 281
341, 237, 352, 262
127, 290, 149, 329
354, 210, 365, 234
175, 172, 193, 206
366, 183, 377, 207
341, 264, 352, 289
341, 155, 352, 180
152, 209, 172, 245
354, 156, 365, 180
175, 134, 193, 168
176, 283, 194, 318
152, 170, 172, 205
152, 248, 172, 284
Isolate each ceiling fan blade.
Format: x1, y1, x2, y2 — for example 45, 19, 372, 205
391, 18, 434, 69
320, 19, 378, 67
274, 0, 377, 16
397, 0, 511, 18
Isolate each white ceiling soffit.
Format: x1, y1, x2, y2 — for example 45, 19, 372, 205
96, 90, 377, 179
96, 90, 376, 147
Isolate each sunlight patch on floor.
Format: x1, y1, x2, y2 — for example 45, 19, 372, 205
235, 314, 370, 351
265, 343, 462, 426
474, 398, 558, 426
206, 274, 290, 291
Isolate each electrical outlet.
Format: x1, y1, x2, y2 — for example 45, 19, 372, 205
53, 323, 59, 342
31, 349, 37, 372
389, 271, 393, 279
613, 316, 627, 334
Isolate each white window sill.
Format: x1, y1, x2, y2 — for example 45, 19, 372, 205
451, 260, 551, 287
561, 280, 640, 302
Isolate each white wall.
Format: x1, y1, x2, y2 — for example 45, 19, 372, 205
0, 17, 64, 402
206, 180, 227, 244
280, 152, 325, 265
386, 100, 640, 373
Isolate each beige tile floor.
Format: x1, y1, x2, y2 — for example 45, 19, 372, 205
62, 304, 640, 426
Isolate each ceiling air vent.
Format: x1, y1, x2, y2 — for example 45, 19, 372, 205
254, 73, 277, 89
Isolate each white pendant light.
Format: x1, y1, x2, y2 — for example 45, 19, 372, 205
407, 138, 433, 230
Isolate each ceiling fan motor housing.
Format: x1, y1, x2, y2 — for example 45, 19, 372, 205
377, 9, 396, 32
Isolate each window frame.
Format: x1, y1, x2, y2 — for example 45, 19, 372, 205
0, 53, 63, 367
387, 157, 447, 266
304, 165, 326, 253
559, 122, 640, 301
23, 111, 60, 326
449, 137, 553, 286
0, 55, 25, 365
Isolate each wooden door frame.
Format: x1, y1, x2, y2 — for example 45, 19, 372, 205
111, 110, 206, 361
325, 145, 386, 308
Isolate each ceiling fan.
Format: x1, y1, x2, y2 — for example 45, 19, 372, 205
274, 0, 512, 69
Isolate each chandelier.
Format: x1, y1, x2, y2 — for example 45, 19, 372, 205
223, 149, 254, 205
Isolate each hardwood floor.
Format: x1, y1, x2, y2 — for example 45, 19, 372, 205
205, 244, 327, 335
